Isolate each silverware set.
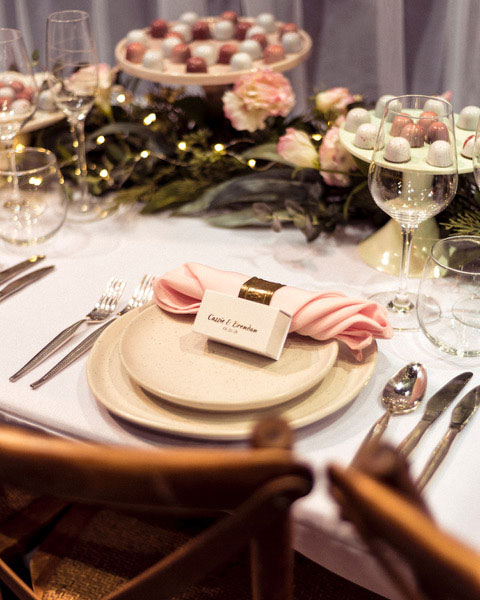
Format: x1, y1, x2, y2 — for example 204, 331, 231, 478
355, 364, 480, 491
4, 260, 154, 388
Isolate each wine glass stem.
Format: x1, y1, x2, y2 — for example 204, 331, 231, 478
390, 224, 416, 312
70, 117, 89, 201
5, 141, 21, 201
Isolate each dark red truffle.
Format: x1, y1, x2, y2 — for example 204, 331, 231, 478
278, 23, 298, 39
9, 81, 24, 94
221, 10, 238, 24
251, 33, 268, 49
426, 121, 449, 144
125, 42, 146, 63
400, 123, 424, 147
192, 21, 211, 40
235, 21, 252, 40
186, 56, 208, 73
391, 114, 412, 136
170, 43, 191, 63
263, 44, 285, 64
150, 19, 168, 38
164, 31, 184, 41
218, 43, 238, 64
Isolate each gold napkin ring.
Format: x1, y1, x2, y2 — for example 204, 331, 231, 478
238, 277, 284, 306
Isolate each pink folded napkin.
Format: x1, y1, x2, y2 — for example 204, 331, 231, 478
153, 263, 393, 359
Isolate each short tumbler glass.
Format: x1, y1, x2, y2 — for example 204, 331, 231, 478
0, 147, 67, 245
417, 236, 480, 357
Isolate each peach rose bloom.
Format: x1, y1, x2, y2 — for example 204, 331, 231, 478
277, 128, 319, 168
315, 87, 355, 115
319, 126, 357, 186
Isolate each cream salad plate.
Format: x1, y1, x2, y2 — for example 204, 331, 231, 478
86, 306, 378, 440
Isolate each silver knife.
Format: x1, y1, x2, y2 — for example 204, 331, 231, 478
416, 385, 480, 491
0, 266, 55, 302
397, 371, 473, 456
0, 255, 45, 285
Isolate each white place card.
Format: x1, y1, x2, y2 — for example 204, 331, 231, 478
193, 290, 292, 360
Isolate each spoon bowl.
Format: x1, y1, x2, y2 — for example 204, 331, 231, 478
383, 362, 428, 415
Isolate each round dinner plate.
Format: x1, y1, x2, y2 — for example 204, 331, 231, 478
86, 309, 378, 440
119, 304, 338, 412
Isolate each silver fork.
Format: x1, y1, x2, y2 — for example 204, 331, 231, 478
10, 277, 126, 382
30, 274, 155, 389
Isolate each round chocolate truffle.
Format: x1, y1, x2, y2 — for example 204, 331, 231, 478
192, 21, 211, 40
374, 94, 395, 118
213, 20, 235, 40
278, 23, 297, 39
10, 98, 31, 114
246, 25, 267, 39
400, 123, 424, 147
239, 39, 262, 60
37, 89, 56, 111
150, 19, 168, 38
418, 111, 438, 135
426, 121, 449, 144
179, 11, 198, 26
391, 114, 413, 136
142, 49, 164, 70
344, 107, 370, 133
221, 11, 238, 24
170, 43, 191, 64
251, 33, 268, 49
427, 140, 452, 167
218, 43, 238, 64
192, 44, 217, 66
126, 29, 148, 45
125, 42, 146, 63
162, 36, 183, 57
0, 86, 15, 100
235, 21, 252, 40
423, 98, 447, 116
462, 135, 475, 159
171, 23, 192, 43
230, 51, 253, 71
384, 99, 403, 122
281, 31, 302, 53
457, 105, 480, 131
256, 13, 277, 33
263, 44, 285, 64
186, 56, 208, 73
9, 80, 24, 94
384, 137, 411, 163
354, 123, 380, 150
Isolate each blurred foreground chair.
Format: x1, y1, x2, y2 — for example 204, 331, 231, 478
0, 418, 313, 600
328, 442, 480, 600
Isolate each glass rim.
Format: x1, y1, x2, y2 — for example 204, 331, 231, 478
47, 10, 90, 23
384, 94, 453, 118
0, 28, 23, 44
0, 147, 58, 176
429, 235, 480, 276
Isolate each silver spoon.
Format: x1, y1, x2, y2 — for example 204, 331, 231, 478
354, 362, 428, 458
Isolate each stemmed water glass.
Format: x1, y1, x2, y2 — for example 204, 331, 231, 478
368, 95, 458, 330
46, 10, 101, 220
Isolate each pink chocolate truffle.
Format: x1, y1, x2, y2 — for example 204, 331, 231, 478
186, 56, 208, 73
170, 43, 191, 64
426, 121, 449, 144
400, 123, 424, 147
192, 21, 211, 40
125, 42, 146, 63
263, 44, 285, 64
235, 21, 252, 40
218, 43, 238, 64
390, 114, 412, 136
251, 33, 268, 49
150, 19, 168, 38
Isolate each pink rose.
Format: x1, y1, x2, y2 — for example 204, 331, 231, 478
277, 128, 319, 169
318, 126, 357, 187
315, 87, 355, 115
223, 69, 295, 132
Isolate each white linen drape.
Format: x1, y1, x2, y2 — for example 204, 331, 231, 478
1, 0, 478, 112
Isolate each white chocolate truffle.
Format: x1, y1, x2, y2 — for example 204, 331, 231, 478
427, 140, 452, 167
374, 94, 395, 118
171, 23, 192, 43
384, 137, 411, 162
142, 48, 164, 70
126, 29, 148, 45
212, 20, 235, 40
281, 31, 302, 53
423, 98, 447, 116
384, 99, 403, 122
179, 11, 198, 26
344, 107, 370, 133
0, 86, 15, 99
230, 51, 253, 70
10, 98, 31, 114
354, 123, 380, 149
461, 135, 475, 159
457, 106, 480, 131
37, 89, 56, 111
239, 39, 262, 60
162, 36, 182, 57
256, 13, 276, 33
245, 25, 266, 39
192, 44, 217, 66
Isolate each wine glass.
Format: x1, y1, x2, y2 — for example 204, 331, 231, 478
368, 95, 458, 330
473, 112, 480, 189
46, 10, 103, 221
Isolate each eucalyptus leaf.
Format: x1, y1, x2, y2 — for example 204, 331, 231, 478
240, 143, 292, 165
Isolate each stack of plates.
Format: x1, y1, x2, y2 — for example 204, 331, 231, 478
87, 305, 377, 440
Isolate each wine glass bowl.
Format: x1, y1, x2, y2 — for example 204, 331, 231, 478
368, 95, 458, 330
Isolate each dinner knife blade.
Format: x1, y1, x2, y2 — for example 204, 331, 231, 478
0, 254, 45, 285
397, 371, 473, 456
416, 385, 480, 491
0, 266, 55, 302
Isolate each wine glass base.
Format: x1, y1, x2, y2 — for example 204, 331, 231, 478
368, 290, 422, 331
67, 192, 118, 223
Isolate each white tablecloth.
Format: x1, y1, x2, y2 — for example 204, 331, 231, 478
1, 208, 479, 599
